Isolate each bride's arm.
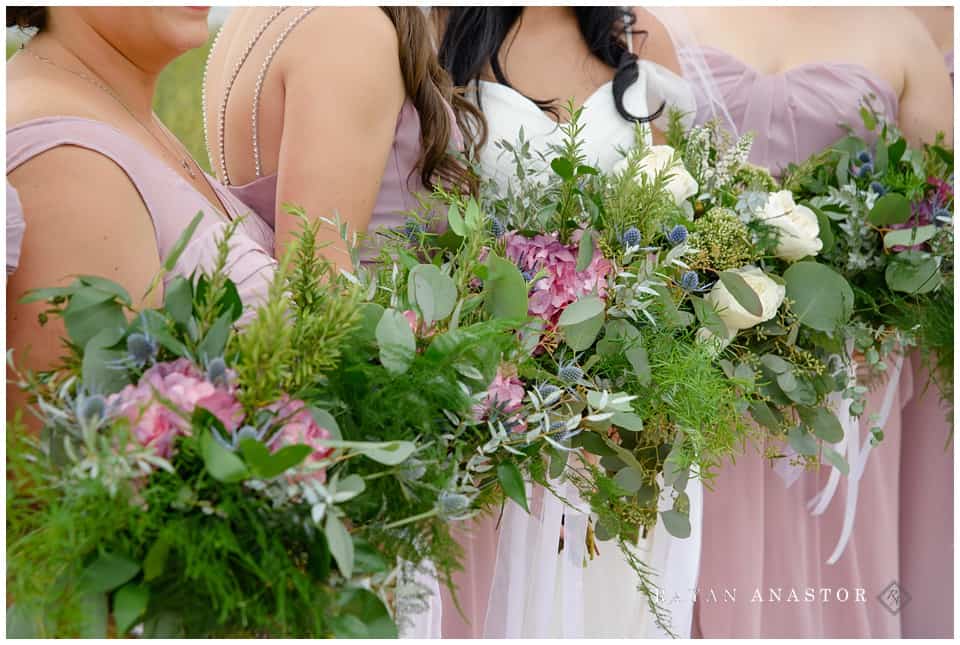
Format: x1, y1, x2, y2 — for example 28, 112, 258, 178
274, 7, 406, 268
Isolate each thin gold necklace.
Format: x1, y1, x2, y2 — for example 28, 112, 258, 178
19, 43, 202, 182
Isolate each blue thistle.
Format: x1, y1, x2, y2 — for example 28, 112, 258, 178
490, 216, 506, 239
77, 394, 106, 423
858, 151, 873, 164
680, 271, 700, 292
857, 162, 874, 178
522, 270, 535, 282
402, 218, 424, 240
207, 356, 228, 386
621, 226, 641, 247
126, 332, 157, 367
538, 384, 561, 398
870, 181, 887, 196
558, 364, 584, 383
666, 224, 688, 246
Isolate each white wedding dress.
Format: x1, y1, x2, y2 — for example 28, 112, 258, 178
474, 59, 703, 638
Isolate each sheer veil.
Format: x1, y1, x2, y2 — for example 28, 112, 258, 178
645, 6, 738, 136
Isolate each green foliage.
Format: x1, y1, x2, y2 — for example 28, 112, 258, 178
687, 207, 759, 270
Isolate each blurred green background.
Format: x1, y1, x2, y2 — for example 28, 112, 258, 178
7, 35, 214, 173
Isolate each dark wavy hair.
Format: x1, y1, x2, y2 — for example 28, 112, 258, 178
438, 7, 663, 124
380, 7, 485, 193
6, 6, 46, 31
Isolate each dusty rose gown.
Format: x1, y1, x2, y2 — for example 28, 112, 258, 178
682, 46, 953, 637
896, 50, 955, 640
6, 116, 276, 307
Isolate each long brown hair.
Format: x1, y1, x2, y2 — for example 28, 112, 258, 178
380, 7, 485, 194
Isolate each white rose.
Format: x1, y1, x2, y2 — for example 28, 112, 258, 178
757, 190, 823, 261
614, 145, 699, 208
705, 265, 786, 335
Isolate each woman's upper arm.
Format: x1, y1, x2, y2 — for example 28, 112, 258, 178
6, 146, 161, 419
897, 11, 954, 147
274, 8, 406, 266
631, 7, 682, 76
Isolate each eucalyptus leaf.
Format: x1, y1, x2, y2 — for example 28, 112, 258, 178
798, 406, 844, 443
63, 299, 127, 348
201, 431, 249, 483
483, 252, 529, 320
660, 509, 691, 538
613, 467, 645, 493
197, 312, 233, 361
885, 253, 942, 294
551, 157, 575, 180
783, 262, 854, 332
787, 425, 819, 457
408, 264, 457, 324
867, 193, 912, 226
375, 308, 417, 374
718, 270, 763, 318
883, 225, 937, 249
82, 328, 130, 395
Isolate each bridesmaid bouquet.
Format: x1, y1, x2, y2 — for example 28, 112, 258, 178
782, 104, 954, 402
6, 214, 518, 637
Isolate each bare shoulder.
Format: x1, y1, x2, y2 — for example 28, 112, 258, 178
8, 144, 160, 283
630, 7, 681, 74
281, 6, 399, 67
6, 70, 104, 126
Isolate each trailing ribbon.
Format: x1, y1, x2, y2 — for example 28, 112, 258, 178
807, 349, 905, 565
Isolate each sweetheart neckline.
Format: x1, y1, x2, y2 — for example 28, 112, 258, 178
477, 78, 616, 128
693, 45, 898, 99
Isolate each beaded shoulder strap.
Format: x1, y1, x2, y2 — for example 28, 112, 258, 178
202, 7, 287, 185
250, 7, 317, 178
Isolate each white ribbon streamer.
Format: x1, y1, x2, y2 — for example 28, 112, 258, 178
807, 350, 905, 565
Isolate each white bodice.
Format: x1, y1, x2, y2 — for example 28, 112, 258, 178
476, 60, 697, 196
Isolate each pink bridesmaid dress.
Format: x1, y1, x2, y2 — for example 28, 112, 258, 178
6, 117, 277, 310
208, 17, 469, 636
682, 46, 952, 637
896, 49, 954, 639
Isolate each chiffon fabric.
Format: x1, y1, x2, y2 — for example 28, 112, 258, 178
441, 60, 705, 638
6, 117, 277, 313
896, 50, 955, 639
679, 44, 953, 637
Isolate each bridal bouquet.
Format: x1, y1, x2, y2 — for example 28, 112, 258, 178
6, 214, 518, 637
382, 107, 751, 632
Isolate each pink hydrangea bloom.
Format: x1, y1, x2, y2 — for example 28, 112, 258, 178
503, 231, 612, 327
474, 364, 527, 433
268, 396, 334, 483
108, 359, 243, 459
